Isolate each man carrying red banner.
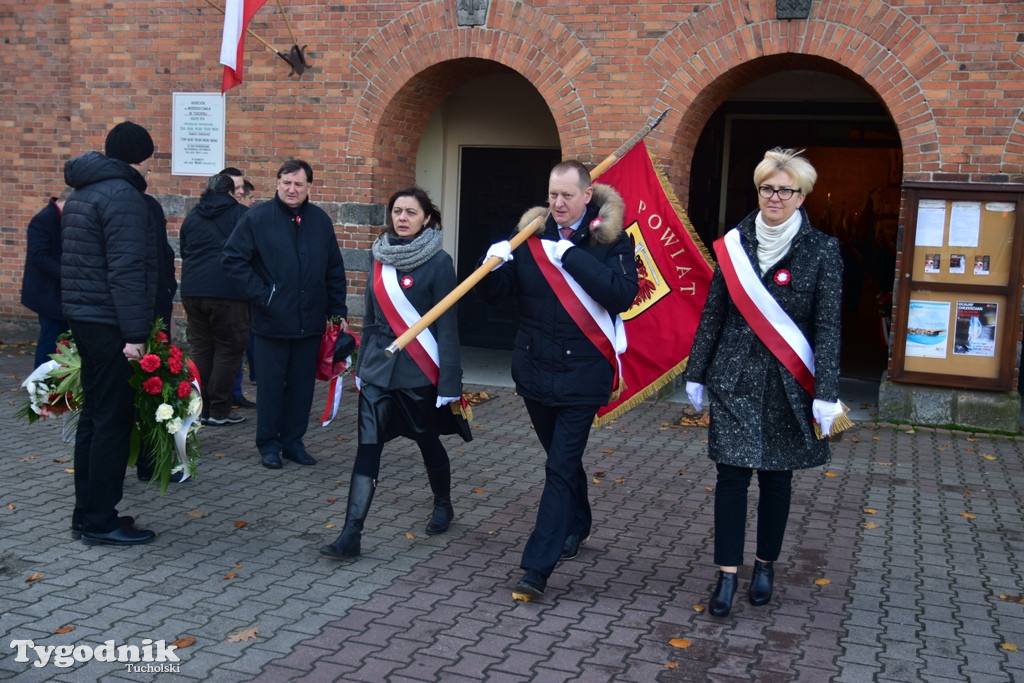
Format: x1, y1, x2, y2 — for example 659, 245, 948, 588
480, 160, 639, 602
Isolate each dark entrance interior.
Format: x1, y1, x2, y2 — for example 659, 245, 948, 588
456, 146, 561, 348
688, 102, 901, 380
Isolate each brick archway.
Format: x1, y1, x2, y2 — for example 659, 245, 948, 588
646, 0, 951, 200
1001, 46, 1024, 182
347, 0, 594, 197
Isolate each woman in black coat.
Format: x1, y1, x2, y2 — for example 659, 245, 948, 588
682, 148, 844, 617
320, 186, 469, 561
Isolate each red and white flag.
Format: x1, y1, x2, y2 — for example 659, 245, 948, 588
219, 0, 267, 93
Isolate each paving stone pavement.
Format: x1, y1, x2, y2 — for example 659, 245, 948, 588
2, 342, 1024, 682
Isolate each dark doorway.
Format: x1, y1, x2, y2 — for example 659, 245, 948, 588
688, 103, 901, 380
457, 146, 561, 348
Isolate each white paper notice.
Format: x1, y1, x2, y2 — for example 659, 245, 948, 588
915, 199, 946, 247
948, 201, 981, 247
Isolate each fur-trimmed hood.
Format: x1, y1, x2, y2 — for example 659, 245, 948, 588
516, 182, 625, 245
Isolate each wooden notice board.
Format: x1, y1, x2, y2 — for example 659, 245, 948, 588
890, 185, 1024, 391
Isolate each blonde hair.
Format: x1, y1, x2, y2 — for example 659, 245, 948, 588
753, 148, 817, 195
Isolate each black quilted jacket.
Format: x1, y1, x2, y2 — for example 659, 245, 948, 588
61, 151, 157, 344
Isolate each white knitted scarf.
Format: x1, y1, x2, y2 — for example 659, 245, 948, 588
755, 209, 801, 275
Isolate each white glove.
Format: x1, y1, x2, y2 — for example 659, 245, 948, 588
553, 239, 574, 263
686, 381, 704, 413
436, 396, 460, 408
812, 399, 843, 436
485, 241, 513, 271
354, 376, 362, 391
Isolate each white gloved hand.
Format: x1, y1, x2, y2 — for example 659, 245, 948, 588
686, 381, 705, 413
354, 376, 362, 391
553, 239, 574, 263
436, 396, 460, 408
485, 241, 513, 271
812, 399, 843, 436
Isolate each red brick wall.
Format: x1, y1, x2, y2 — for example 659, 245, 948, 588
3, 0, 1023, 326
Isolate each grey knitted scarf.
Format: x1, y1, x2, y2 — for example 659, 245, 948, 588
371, 228, 443, 271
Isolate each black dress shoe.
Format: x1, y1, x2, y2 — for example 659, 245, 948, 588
749, 560, 774, 606
560, 533, 591, 561
709, 570, 738, 617
233, 395, 257, 408
283, 449, 316, 466
512, 570, 547, 602
261, 452, 283, 469
82, 525, 156, 546
71, 515, 135, 540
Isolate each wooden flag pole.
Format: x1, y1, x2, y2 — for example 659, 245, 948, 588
204, 0, 281, 57
383, 110, 669, 358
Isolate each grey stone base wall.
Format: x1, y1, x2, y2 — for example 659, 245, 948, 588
879, 378, 1021, 433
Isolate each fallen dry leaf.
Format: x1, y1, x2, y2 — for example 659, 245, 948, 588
864, 508, 877, 514
54, 626, 75, 634
226, 627, 259, 643
824, 472, 838, 477
325, 523, 336, 529
592, 478, 601, 484
863, 521, 879, 529
186, 510, 208, 518
665, 661, 679, 669
171, 636, 196, 649
6, 504, 14, 510
327, 498, 337, 504
960, 512, 977, 519
53, 458, 68, 463
405, 532, 415, 539
214, 452, 227, 458
614, 478, 626, 484
979, 454, 997, 461
64, 469, 75, 474
668, 638, 692, 649
472, 488, 486, 494
223, 571, 237, 580
234, 563, 242, 568
20, 455, 39, 462
594, 471, 605, 477
1001, 643, 1018, 652
25, 572, 43, 583
814, 578, 831, 586
233, 521, 247, 528
692, 604, 705, 613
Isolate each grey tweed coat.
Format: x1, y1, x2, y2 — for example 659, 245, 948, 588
682, 208, 843, 471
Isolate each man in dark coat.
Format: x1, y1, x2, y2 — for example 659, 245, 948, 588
180, 173, 249, 426
480, 160, 639, 601
223, 159, 349, 469
22, 187, 72, 367
62, 120, 159, 546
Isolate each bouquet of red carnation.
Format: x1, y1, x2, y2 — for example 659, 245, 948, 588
129, 319, 203, 491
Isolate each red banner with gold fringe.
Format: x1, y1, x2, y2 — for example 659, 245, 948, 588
594, 140, 715, 426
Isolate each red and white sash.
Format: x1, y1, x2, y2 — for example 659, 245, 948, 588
372, 261, 440, 386
526, 237, 626, 398
713, 228, 816, 395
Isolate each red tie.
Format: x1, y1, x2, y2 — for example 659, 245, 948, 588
559, 227, 574, 240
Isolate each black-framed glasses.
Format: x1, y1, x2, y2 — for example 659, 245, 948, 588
758, 186, 800, 200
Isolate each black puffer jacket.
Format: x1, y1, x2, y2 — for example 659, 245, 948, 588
180, 192, 247, 300
61, 151, 157, 343
480, 184, 639, 407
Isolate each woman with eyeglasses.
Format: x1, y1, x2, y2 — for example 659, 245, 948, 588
682, 148, 844, 617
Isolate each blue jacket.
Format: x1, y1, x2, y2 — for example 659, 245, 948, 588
61, 152, 157, 343
222, 194, 348, 339
21, 198, 64, 320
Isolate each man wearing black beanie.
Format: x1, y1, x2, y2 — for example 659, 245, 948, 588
61, 120, 159, 546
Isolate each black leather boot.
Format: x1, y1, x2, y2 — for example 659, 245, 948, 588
319, 474, 375, 559
748, 560, 774, 606
709, 570, 738, 617
425, 464, 454, 535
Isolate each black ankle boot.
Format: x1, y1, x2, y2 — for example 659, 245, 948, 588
709, 571, 738, 617
748, 560, 774, 606
319, 474, 375, 560
425, 464, 454, 535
